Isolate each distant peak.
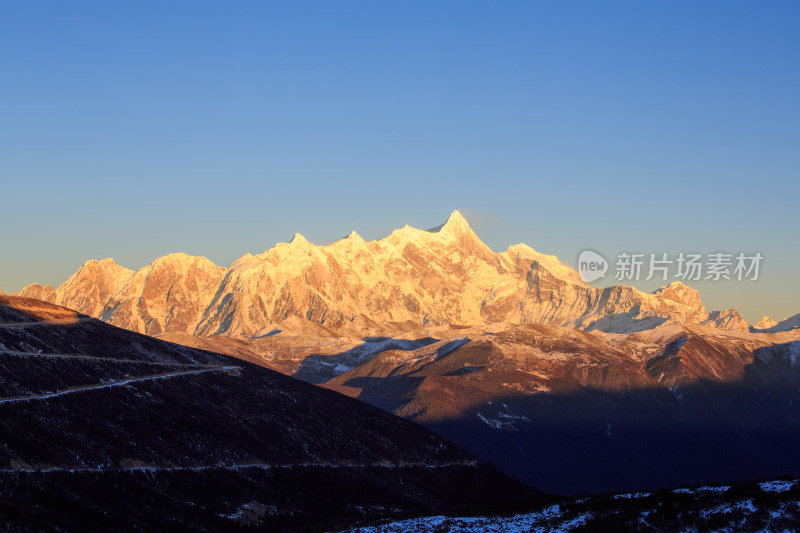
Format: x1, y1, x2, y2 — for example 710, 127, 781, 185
289, 233, 310, 245
447, 209, 467, 223
152, 253, 217, 268
755, 316, 778, 330
665, 281, 690, 289
654, 281, 705, 313
328, 230, 366, 248
68, 258, 133, 281
82, 257, 119, 269
152, 252, 193, 266
429, 210, 474, 235
507, 243, 540, 256
655, 281, 700, 296
157, 252, 190, 260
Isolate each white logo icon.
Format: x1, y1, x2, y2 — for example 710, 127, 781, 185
578, 250, 608, 283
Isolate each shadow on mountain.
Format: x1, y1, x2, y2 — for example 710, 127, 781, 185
340, 376, 428, 413
252, 328, 282, 338
339, 355, 800, 496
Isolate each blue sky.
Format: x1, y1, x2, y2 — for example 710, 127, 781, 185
1, 1, 798, 323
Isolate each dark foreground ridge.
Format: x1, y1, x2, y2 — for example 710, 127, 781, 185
0, 296, 532, 532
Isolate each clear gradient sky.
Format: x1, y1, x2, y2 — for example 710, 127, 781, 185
1, 1, 798, 323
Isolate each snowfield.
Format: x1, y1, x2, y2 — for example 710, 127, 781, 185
336, 479, 800, 533
336, 505, 570, 533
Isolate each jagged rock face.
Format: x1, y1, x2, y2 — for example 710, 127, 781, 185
101, 254, 226, 335
194, 212, 503, 336
17, 259, 133, 317
54, 258, 134, 317
15, 211, 749, 337
18, 255, 224, 336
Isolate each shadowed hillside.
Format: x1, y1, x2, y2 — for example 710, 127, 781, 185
0, 296, 532, 532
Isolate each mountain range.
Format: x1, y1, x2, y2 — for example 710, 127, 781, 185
12, 211, 800, 497
19, 210, 795, 338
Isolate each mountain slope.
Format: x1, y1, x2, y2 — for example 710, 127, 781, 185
314, 322, 800, 494
0, 295, 529, 531
16, 211, 751, 337
176, 318, 800, 496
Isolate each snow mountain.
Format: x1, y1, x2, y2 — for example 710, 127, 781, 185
18, 211, 752, 337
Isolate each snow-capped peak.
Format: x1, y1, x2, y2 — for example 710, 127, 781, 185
288, 233, 310, 246
755, 316, 778, 330
434, 209, 473, 235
